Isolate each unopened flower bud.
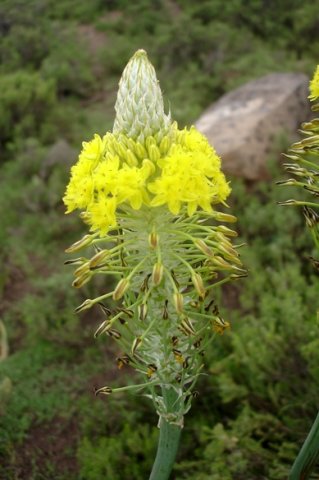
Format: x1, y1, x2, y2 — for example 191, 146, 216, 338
113, 278, 129, 300
138, 303, 148, 321
213, 212, 237, 223
65, 234, 95, 253
113, 49, 171, 142
194, 239, 213, 257
149, 232, 159, 249
191, 273, 206, 299
173, 292, 184, 314
72, 271, 92, 288
152, 262, 164, 286
89, 250, 109, 269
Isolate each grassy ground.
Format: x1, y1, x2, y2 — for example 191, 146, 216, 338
1, 1, 319, 479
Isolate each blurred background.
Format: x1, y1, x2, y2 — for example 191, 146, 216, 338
0, 1, 319, 479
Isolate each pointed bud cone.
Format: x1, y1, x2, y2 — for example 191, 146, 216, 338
148, 232, 159, 249
173, 292, 184, 314
191, 273, 206, 299
89, 250, 109, 269
113, 278, 129, 300
113, 49, 171, 143
152, 262, 164, 286
65, 234, 95, 253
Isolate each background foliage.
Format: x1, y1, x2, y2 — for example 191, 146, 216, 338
0, 1, 319, 479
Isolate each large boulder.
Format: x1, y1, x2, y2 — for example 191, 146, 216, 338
195, 73, 311, 180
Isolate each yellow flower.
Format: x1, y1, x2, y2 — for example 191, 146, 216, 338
309, 65, 319, 101
148, 128, 230, 216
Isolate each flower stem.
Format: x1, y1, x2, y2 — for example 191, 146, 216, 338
289, 410, 319, 479
149, 389, 182, 480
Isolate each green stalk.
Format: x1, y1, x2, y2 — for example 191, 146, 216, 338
149, 388, 182, 480
289, 411, 319, 479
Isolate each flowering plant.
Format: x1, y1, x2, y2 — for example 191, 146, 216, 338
279, 66, 319, 480
63, 50, 245, 479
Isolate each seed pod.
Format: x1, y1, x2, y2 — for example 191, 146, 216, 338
152, 262, 164, 286
113, 278, 129, 300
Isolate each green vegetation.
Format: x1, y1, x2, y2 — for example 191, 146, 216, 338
0, 1, 319, 479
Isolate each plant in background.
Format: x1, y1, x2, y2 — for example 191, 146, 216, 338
278, 65, 319, 480
63, 50, 246, 479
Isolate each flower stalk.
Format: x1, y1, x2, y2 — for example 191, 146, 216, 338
280, 65, 319, 479
63, 49, 245, 478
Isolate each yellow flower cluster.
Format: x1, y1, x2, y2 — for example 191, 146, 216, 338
63, 126, 230, 234
309, 65, 319, 101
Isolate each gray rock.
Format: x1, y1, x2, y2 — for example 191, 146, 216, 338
195, 73, 311, 180
40, 139, 77, 179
